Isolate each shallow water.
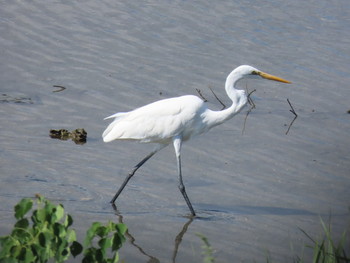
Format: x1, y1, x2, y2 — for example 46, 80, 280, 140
1, 1, 350, 262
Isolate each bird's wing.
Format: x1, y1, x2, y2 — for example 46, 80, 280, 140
102, 95, 205, 143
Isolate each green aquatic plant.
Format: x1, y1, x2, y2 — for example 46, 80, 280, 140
196, 233, 215, 263
0, 195, 126, 263
296, 217, 349, 263
266, 217, 349, 263
82, 221, 126, 263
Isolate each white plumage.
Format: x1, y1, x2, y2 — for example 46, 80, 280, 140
103, 95, 205, 143
102, 65, 291, 216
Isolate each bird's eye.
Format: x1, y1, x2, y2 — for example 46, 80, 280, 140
251, 71, 258, 75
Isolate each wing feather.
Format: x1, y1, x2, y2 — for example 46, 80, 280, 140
102, 95, 204, 143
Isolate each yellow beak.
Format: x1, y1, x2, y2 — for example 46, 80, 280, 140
258, 71, 291, 83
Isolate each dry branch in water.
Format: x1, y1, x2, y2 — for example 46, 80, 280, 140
195, 88, 208, 102
196, 87, 298, 135
209, 86, 226, 110
285, 98, 298, 135
196, 86, 257, 135
196, 86, 226, 109
247, 89, 256, 108
242, 87, 256, 135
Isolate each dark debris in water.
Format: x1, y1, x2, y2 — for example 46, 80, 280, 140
52, 85, 66, 93
50, 128, 87, 145
1, 93, 33, 104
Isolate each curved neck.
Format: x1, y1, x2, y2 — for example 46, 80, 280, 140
204, 71, 248, 128
225, 70, 247, 110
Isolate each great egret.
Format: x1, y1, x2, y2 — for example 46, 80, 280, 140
103, 65, 291, 216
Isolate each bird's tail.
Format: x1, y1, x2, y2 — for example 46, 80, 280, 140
102, 122, 115, 142
102, 112, 126, 142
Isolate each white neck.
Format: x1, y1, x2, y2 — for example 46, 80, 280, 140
204, 71, 248, 128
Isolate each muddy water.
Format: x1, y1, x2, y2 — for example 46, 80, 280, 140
1, 1, 349, 262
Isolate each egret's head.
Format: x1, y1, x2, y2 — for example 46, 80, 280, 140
234, 65, 291, 83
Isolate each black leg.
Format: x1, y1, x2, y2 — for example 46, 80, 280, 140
176, 155, 196, 216
173, 137, 196, 216
110, 150, 158, 203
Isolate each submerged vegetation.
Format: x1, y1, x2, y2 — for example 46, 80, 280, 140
196, 233, 216, 263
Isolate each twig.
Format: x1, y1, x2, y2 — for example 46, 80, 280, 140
242, 107, 253, 135
195, 87, 226, 110
287, 98, 297, 117
209, 86, 226, 110
247, 89, 256, 108
52, 85, 66, 93
285, 98, 298, 135
195, 88, 208, 102
242, 86, 257, 135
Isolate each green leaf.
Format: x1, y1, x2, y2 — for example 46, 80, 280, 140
11, 228, 32, 243
96, 226, 108, 238
42, 200, 56, 224
106, 221, 116, 231
115, 223, 127, 235
95, 249, 104, 262
14, 198, 33, 220
61, 248, 69, 257
112, 251, 120, 263
38, 232, 46, 247
31, 243, 51, 263
43, 199, 55, 211
52, 204, 64, 223
82, 252, 95, 263
17, 247, 27, 261
18, 246, 35, 262
55, 238, 69, 262
9, 245, 21, 258
85, 222, 101, 247
70, 241, 83, 257
64, 214, 73, 228
0, 258, 18, 263
112, 232, 124, 251
14, 218, 29, 229
67, 229, 77, 243
0, 236, 17, 258
98, 237, 113, 250
39, 231, 53, 253
32, 208, 47, 224
53, 222, 66, 238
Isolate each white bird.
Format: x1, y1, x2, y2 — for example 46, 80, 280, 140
103, 65, 291, 216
